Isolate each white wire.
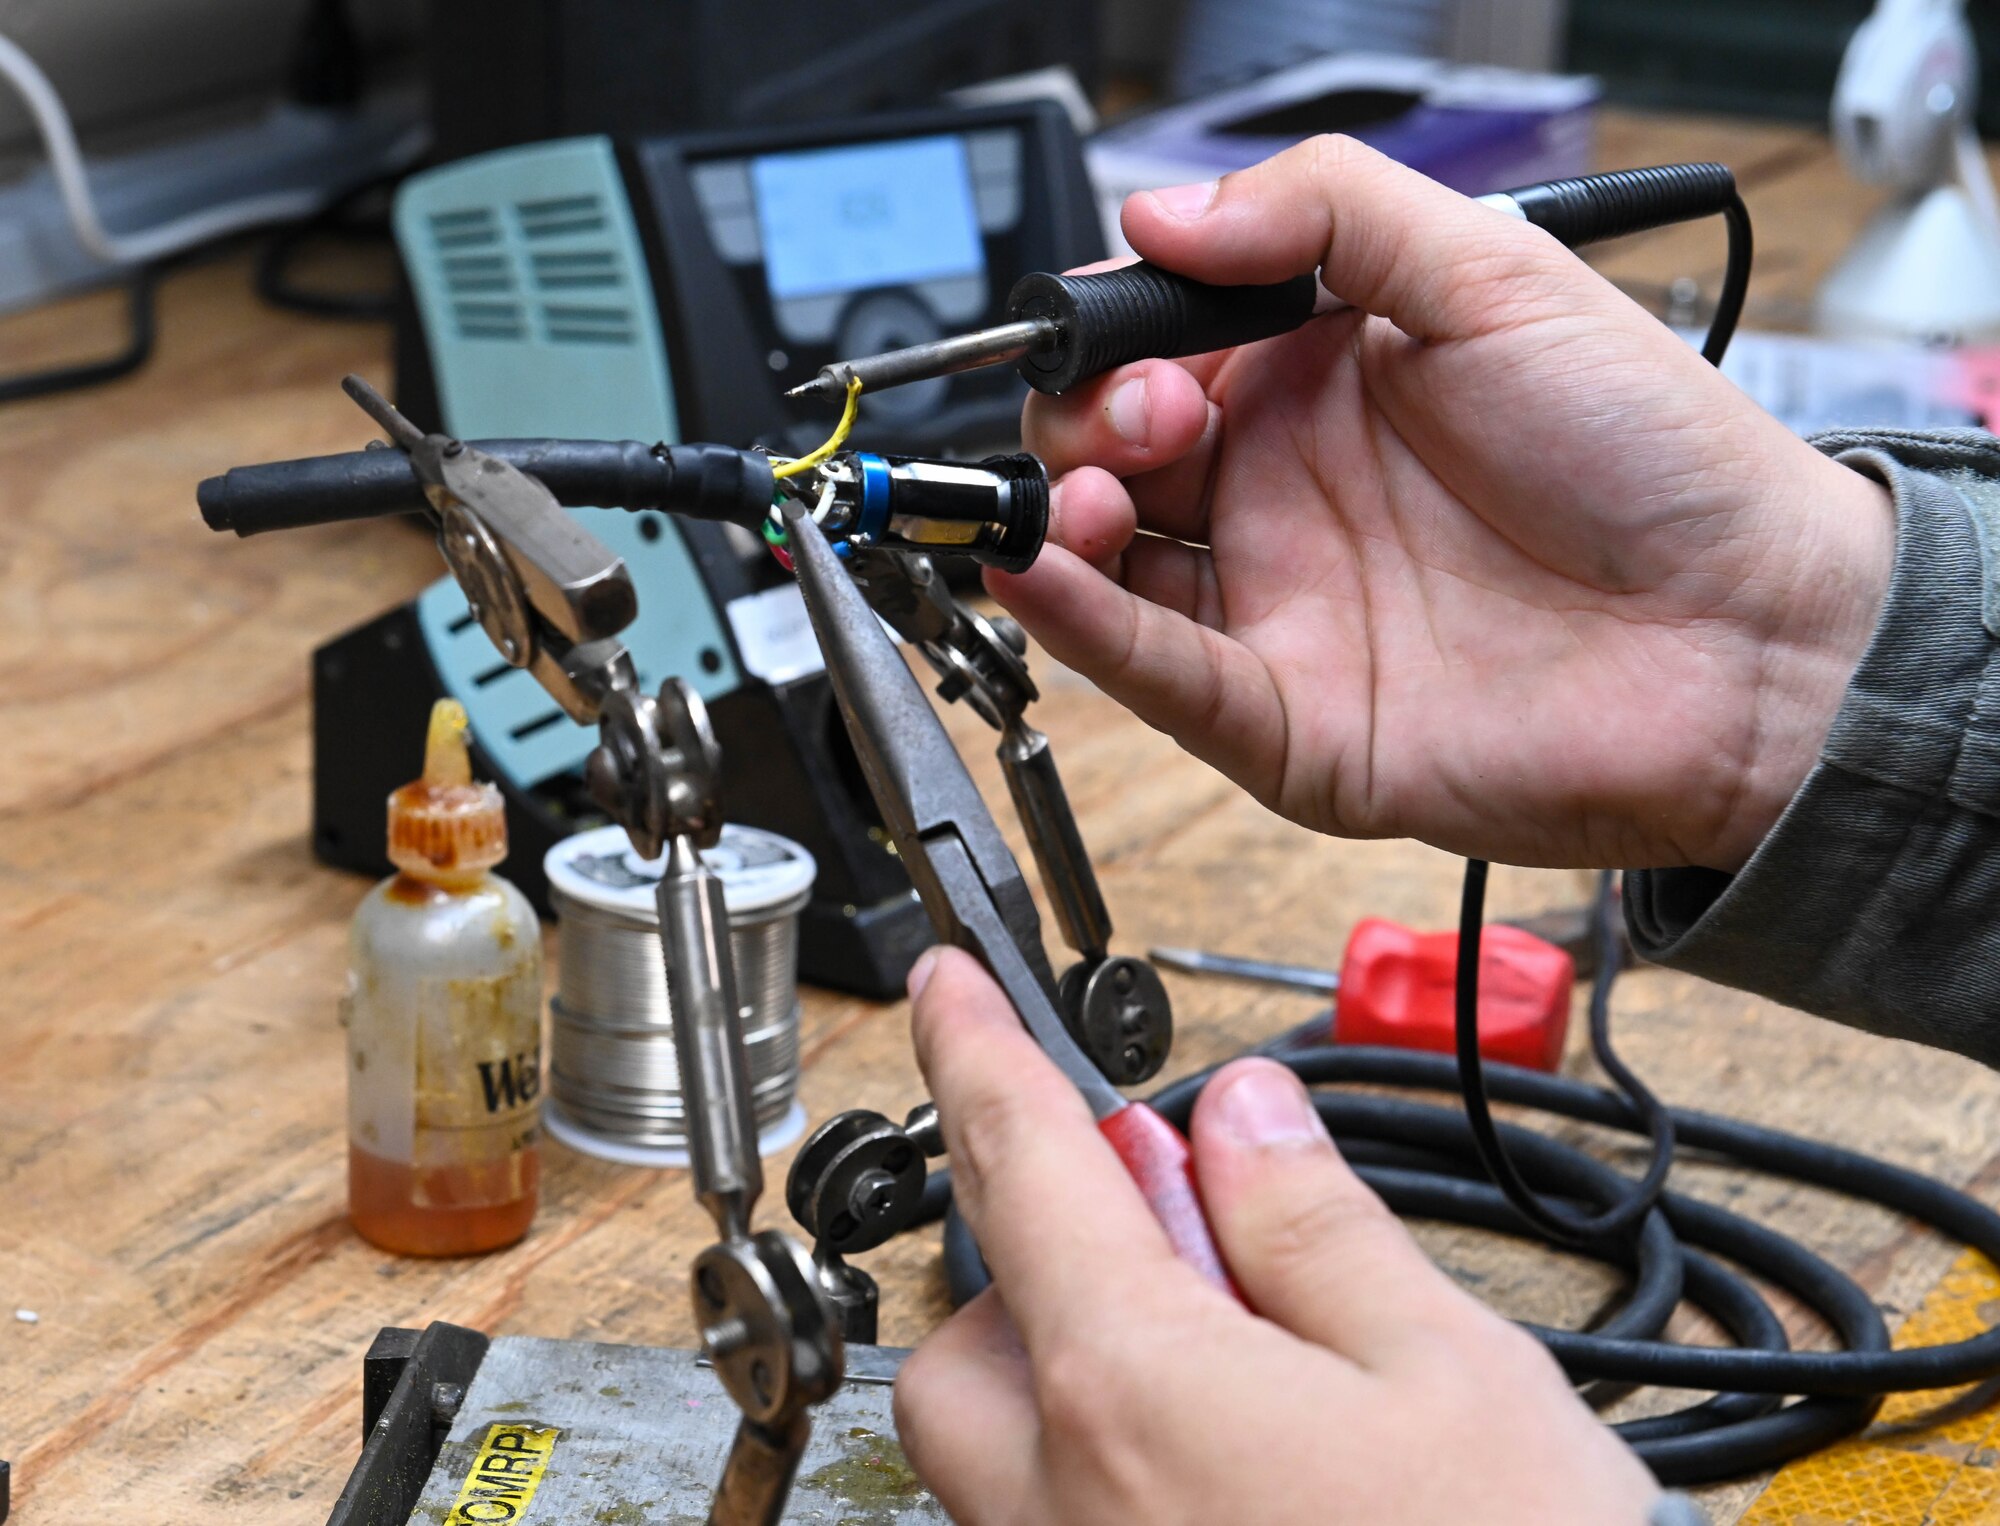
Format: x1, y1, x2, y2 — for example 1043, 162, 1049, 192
0, 27, 422, 269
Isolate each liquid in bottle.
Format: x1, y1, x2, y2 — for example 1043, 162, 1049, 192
344, 700, 543, 1255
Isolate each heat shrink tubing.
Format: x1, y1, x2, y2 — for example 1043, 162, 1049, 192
197, 439, 777, 537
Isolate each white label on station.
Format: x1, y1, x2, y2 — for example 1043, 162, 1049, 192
725, 583, 825, 685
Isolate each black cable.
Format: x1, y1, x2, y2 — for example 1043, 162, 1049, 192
0, 262, 156, 405
1702, 194, 1753, 367
1456, 867, 1674, 1246
254, 175, 401, 322
1450, 188, 1751, 1247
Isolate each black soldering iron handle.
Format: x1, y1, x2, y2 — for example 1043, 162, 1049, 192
196, 439, 774, 537
1006, 264, 1318, 395
995, 163, 1743, 398
1501, 162, 1739, 250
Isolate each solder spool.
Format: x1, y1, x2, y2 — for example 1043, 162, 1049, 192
542, 823, 815, 1167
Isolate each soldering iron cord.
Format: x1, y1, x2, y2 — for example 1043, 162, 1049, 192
1450, 186, 1751, 1248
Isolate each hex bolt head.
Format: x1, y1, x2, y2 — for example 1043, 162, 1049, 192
430, 1381, 465, 1425
848, 1168, 900, 1224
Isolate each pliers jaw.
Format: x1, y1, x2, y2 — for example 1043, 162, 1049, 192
780, 501, 1118, 1118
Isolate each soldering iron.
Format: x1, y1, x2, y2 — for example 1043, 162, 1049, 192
205, 164, 1749, 578
788, 162, 1750, 400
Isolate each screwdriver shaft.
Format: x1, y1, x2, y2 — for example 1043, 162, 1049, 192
1149, 946, 1341, 996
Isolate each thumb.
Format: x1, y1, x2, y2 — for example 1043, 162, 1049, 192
1121, 132, 1579, 345
1190, 1059, 1493, 1367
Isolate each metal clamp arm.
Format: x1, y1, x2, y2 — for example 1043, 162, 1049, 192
659, 834, 762, 1238
331, 377, 836, 1526
999, 719, 1112, 964
845, 548, 1171, 1084
583, 682, 844, 1526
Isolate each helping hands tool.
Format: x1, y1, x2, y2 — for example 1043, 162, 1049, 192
204, 376, 1175, 1515
787, 164, 1749, 401
781, 500, 1238, 1297
337, 376, 841, 1526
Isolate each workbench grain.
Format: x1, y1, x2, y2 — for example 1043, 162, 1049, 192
4, 110, 1999, 1524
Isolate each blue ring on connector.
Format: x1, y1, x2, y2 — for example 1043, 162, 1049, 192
855, 453, 892, 543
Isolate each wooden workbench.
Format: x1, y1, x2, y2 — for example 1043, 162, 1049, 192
5, 109, 2000, 1524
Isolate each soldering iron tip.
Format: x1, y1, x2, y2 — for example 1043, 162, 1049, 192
784, 376, 832, 400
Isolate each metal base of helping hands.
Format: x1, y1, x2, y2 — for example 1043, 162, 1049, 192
326, 1323, 945, 1525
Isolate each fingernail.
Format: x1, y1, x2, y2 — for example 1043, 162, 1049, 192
1105, 376, 1148, 445
1148, 179, 1218, 221
907, 946, 941, 1002
1213, 1063, 1327, 1150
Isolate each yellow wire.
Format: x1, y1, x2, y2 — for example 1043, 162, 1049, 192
770, 375, 863, 480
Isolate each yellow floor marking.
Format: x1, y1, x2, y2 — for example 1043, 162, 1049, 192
1742, 1251, 2000, 1524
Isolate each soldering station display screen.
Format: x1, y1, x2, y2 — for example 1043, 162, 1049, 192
751, 134, 985, 301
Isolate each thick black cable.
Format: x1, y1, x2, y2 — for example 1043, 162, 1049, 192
0, 263, 156, 405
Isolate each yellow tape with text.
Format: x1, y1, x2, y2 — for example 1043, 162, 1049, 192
444, 1424, 560, 1525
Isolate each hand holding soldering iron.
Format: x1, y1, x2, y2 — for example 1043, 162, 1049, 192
991, 136, 1891, 878
892, 135, 1897, 1526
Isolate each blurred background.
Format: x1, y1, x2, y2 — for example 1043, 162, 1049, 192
7, 0, 2000, 158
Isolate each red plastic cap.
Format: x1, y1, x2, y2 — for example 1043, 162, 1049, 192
1334, 917, 1573, 1072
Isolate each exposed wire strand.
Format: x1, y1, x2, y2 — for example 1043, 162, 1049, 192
770, 376, 863, 480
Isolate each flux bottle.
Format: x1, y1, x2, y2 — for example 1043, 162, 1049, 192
345, 699, 543, 1255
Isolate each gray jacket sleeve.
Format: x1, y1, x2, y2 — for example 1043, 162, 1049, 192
1625, 428, 2000, 1062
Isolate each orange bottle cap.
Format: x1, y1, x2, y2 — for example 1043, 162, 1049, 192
386, 700, 507, 876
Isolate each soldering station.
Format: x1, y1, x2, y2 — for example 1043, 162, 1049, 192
14, 2, 2000, 1522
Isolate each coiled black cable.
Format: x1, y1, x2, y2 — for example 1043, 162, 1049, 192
936, 1042, 2000, 1483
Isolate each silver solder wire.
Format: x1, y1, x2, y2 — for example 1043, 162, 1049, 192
548, 885, 807, 1148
